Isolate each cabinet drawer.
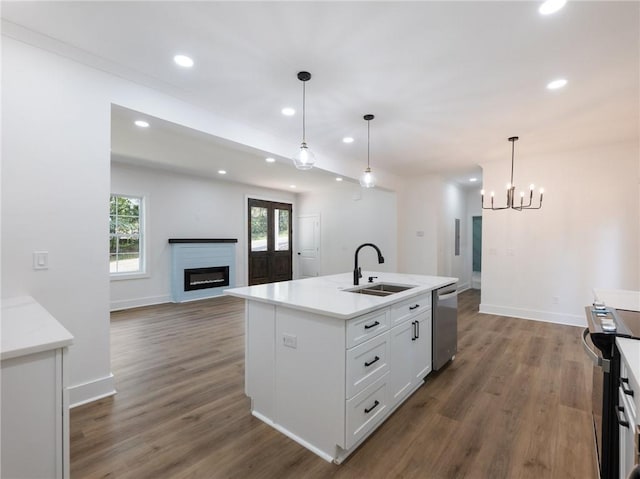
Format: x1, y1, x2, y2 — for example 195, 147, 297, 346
346, 310, 389, 348
345, 372, 389, 449
390, 293, 431, 326
346, 332, 390, 399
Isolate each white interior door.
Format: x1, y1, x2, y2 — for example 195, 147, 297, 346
297, 214, 320, 278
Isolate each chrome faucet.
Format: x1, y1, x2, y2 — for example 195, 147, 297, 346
354, 243, 385, 285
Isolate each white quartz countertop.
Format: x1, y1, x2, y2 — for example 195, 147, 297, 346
594, 289, 640, 312
224, 272, 458, 319
617, 337, 640, 389
1, 296, 74, 361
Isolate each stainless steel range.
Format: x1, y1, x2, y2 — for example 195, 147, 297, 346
583, 305, 640, 479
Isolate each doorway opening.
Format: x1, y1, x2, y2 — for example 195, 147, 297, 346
472, 216, 482, 289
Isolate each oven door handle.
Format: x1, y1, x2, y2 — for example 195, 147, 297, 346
582, 328, 610, 373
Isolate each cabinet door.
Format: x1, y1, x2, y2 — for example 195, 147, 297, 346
1, 349, 63, 479
412, 311, 432, 381
388, 319, 414, 407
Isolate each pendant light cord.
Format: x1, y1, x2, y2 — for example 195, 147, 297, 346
510, 138, 515, 187
367, 119, 371, 168
302, 81, 306, 143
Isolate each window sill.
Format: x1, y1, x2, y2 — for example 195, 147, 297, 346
110, 272, 150, 281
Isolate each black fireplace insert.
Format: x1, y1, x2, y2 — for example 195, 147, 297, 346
184, 266, 230, 291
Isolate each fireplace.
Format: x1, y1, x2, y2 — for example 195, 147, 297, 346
169, 238, 237, 303
184, 266, 229, 291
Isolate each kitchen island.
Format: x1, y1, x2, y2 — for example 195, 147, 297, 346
224, 272, 457, 463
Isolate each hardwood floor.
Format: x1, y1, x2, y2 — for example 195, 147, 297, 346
70, 290, 597, 478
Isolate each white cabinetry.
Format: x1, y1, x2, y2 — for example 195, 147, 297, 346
389, 294, 432, 408
245, 293, 433, 463
617, 337, 640, 479
1, 297, 73, 479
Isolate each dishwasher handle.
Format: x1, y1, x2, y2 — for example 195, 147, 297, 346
437, 291, 458, 301
581, 328, 610, 373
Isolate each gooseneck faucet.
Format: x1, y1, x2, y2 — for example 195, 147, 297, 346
354, 243, 385, 285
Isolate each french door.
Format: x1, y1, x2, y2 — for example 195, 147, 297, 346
248, 198, 293, 285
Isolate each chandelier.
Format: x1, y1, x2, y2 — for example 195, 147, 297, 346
481, 136, 544, 211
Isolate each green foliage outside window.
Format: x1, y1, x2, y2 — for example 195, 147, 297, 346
110, 195, 142, 273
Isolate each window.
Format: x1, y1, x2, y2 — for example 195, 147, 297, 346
109, 195, 144, 275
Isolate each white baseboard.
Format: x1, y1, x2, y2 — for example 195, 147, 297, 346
479, 303, 586, 327
456, 281, 470, 293
110, 294, 171, 311
69, 373, 117, 408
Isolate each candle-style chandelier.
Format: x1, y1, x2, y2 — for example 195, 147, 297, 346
481, 136, 544, 211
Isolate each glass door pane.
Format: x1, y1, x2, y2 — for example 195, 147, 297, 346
274, 209, 290, 251
251, 206, 268, 251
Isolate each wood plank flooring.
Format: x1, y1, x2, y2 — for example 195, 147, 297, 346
70, 290, 597, 478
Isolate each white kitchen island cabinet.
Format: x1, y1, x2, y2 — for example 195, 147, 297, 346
1, 296, 74, 479
225, 272, 456, 463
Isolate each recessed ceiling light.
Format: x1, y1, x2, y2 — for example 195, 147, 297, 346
547, 78, 568, 90
469, 178, 478, 182
289, 184, 297, 189
281, 107, 295, 116
134, 120, 149, 128
218, 170, 227, 175
265, 157, 276, 163
342, 137, 354, 144
539, 0, 566, 15
174, 54, 194, 68
336, 177, 343, 182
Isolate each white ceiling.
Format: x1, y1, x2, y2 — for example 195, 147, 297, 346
3, 1, 639, 192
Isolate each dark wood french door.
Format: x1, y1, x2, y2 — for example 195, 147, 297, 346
248, 198, 293, 285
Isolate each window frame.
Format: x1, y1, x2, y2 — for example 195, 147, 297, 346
109, 193, 148, 280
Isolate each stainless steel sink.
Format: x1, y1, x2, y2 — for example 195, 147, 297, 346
344, 283, 416, 297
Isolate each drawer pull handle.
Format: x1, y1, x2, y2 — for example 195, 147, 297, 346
620, 377, 635, 396
412, 321, 417, 341
617, 406, 629, 428
364, 356, 380, 367
409, 304, 420, 310
364, 400, 380, 414
364, 321, 380, 330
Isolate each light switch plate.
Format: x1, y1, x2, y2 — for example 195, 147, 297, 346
33, 251, 49, 270
282, 333, 297, 349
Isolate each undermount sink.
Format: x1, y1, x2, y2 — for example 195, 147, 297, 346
344, 283, 416, 297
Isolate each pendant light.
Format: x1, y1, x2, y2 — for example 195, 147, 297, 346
480, 136, 544, 211
292, 71, 315, 170
359, 114, 376, 188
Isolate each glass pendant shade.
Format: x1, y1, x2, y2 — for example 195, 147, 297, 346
293, 141, 315, 170
359, 167, 376, 188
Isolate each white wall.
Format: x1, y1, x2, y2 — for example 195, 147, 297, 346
397, 175, 471, 290
480, 140, 640, 326
297, 183, 397, 275
397, 176, 442, 275
110, 161, 296, 310
439, 182, 468, 290
0, 36, 321, 406
2, 38, 114, 405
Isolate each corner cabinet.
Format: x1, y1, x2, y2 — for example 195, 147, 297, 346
244, 293, 433, 464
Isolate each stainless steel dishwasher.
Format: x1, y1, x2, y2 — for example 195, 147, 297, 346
432, 284, 458, 370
